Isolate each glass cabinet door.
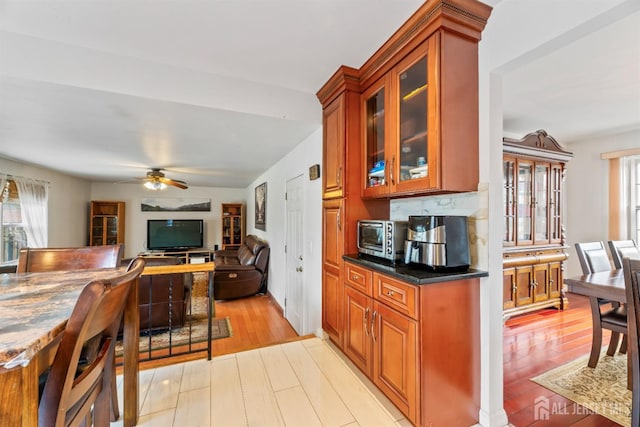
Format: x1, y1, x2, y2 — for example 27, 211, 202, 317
517, 161, 533, 244
105, 217, 118, 245
364, 82, 387, 192
549, 164, 563, 243
503, 158, 516, 245
534, 163, 550, 243
397, 56, 428, 184
91, 217, 104, 246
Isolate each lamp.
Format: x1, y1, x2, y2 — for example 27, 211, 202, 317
144, 180, 167, 191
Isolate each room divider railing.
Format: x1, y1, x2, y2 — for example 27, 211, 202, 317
120, 261, 216, 363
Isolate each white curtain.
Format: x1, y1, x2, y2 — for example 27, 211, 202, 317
14, 176, 48, 248
0, 174, 6, 202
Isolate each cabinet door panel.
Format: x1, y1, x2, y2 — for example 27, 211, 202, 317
503, 267, 516, 310
503, 157, 517, 246
323, 96, 345, 199
549, 164, 563, 243
548, 261, 562, 299
533, 162, 550, 244
532, 264, 550, 302
372, 301, 418, 424
323, 266, 342, 346
344, 286, 372, 374
515, 266, 534, 306
362, 77, 391, 199
322, 199, 343, 268
516, 160, 533, 245
391, 38, 439, 195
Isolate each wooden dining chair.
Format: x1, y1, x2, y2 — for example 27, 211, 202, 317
21, 244, 124, 421
574, 242, 627, 367
39, 257, 145, 427
16, 244, 123, 273
608, 240, 640, 269
622, 257, 640, 427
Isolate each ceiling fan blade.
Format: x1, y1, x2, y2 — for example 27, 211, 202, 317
159, 176, 188, 189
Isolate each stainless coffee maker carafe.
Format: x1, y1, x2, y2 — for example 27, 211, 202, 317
403, 215, 470, 272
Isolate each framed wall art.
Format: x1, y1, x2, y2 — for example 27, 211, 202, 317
255, 182, 266, 231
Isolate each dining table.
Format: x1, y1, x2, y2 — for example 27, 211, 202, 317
564, 268, 632, 390
0, 267, 141, 427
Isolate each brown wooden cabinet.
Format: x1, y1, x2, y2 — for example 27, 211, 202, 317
221, 203, 244, 250
502, 130, 573, 318
361, 27, 485, 198
318, 1, 491, 425
344, 266, 419, 425
89, 201, 125, 247
343, 260, 481, 427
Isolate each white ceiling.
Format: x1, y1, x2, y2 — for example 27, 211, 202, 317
0, 0, 638, 188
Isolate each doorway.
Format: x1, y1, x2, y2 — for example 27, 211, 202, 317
285, 174, 305, 334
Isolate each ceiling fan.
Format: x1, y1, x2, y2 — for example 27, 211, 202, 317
141, 168, 188, 190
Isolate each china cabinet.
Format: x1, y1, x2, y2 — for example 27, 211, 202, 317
221, 203, 244, 250
502, 130, 573, 317
89, 201, 125, 247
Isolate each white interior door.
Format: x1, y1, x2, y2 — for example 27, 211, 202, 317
285, 174, 304, 334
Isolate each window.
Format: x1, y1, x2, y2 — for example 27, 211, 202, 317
625, 155, 640, 243
0, 175, 48, 264
1, 180, 27, 263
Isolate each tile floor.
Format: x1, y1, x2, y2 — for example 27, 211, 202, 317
113, 337, 411, 426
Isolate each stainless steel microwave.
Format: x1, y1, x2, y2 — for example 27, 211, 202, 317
357, 220, 408, 263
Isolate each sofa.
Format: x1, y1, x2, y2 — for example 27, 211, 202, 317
213, 235, 270, 300
121, 256, 192, 332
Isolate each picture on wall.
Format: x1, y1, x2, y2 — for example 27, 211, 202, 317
141, 198, 211, 212
255, 182, 266, 231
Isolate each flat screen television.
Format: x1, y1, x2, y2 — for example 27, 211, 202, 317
147, 219, 204, 251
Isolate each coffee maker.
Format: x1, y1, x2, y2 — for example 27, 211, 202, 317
403, 215, 470, 272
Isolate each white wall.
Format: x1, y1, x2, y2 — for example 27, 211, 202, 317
564, 129, 640, 277
0, 156, 91, 247
477, 0, 633, 425
90, 182, 244, 258
244, 128, 323, 336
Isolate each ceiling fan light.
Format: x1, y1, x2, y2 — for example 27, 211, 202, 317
144, 181, 167, 190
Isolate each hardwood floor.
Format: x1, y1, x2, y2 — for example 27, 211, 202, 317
504, 293, 623, 426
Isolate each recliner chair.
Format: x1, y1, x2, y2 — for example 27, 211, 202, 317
213, 235, 270, 300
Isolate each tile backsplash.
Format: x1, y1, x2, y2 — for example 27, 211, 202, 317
390, 183, 489, 270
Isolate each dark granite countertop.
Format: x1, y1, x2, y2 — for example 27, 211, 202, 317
343, 254, 488, 285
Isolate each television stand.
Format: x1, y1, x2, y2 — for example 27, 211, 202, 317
139, 248, 212, 264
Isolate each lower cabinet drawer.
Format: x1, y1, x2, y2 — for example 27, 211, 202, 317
345, 262, 372, 295
374, 273, 418, 320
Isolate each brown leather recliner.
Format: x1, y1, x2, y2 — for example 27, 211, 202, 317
121, 256, 192, 332
213, 235, 270, 300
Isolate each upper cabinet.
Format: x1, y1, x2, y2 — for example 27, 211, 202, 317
318, 0, 491, 200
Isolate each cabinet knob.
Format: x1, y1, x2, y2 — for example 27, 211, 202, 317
387, 290, 395, 296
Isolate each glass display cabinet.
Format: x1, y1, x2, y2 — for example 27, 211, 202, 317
89, 201, 125, 247
502, 130, 573, 318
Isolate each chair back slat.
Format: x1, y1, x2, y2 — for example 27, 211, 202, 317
38, 257, 144, 427
17, 245, 123, 273
609, 240, 640, 269
622, 257, 640, 427
575, 241, 612, 274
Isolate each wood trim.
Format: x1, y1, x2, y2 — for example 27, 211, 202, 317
601, 147, 640, 160
608, 157, 622, 239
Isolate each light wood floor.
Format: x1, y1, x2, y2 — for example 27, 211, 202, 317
115, 292, 625, 426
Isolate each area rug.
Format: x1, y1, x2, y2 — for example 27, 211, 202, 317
531, 352, 632, 426
115, 296, 231, 356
